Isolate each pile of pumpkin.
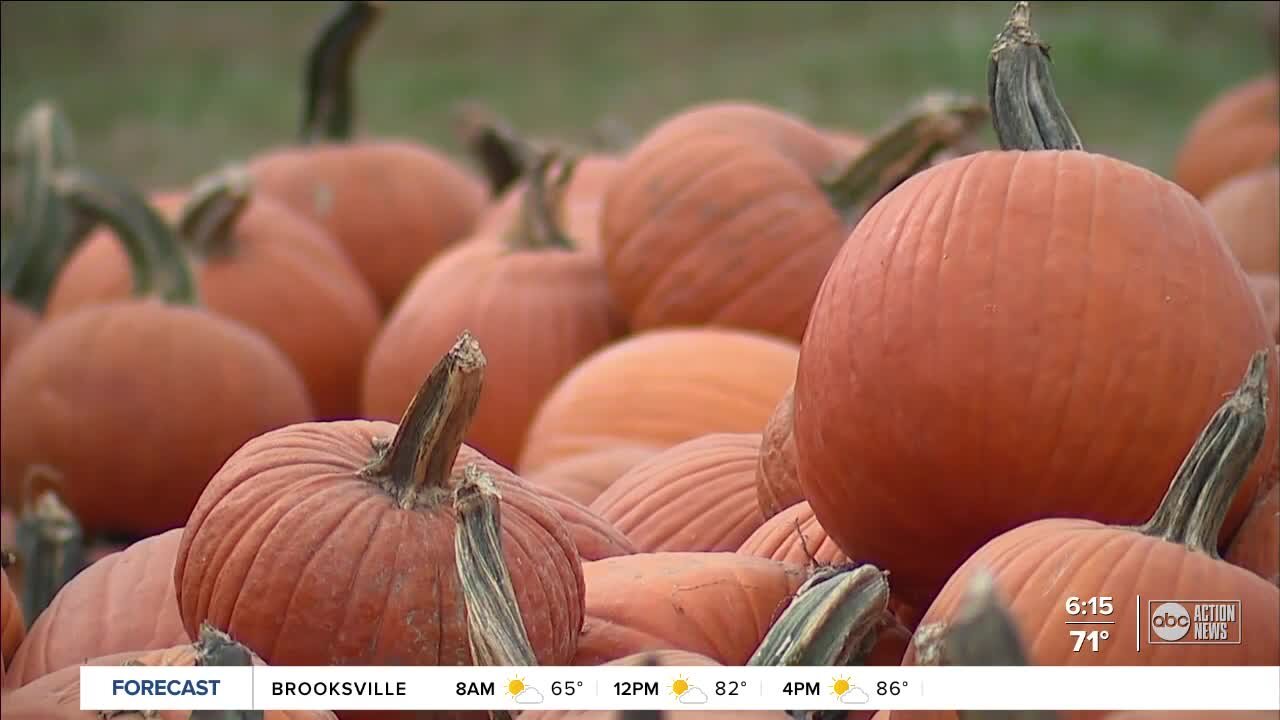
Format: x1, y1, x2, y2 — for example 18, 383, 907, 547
1, 2, 1277, 720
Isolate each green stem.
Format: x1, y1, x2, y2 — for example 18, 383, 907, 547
455, 103, 537, 198
363, 331, 486, 509
177, 166, 254, 258
189, 624, 263, 720
454, 464, 538, 668
2, 101, 85, 311
986, 1, 1084, 151
1139, 350, 1270, 556
507, 149, 577, 251
821, 91, 987, 219
749, 563, 892, 666
16, 477, 84, 622
52, 167, 199, 305
300, 0, 384, 144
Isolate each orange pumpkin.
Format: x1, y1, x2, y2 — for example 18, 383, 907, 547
525, 445, 660, 506
1203, 165, 1279, 277
599, 93, 985, 341
1227, 481, 1279, 586
756, 386, 802, 518
0, 624, 336, 720
739, 500, 848, 568
1, 564, 22, 673
590, 433, 765, 553
519, 328, 798, 474
794, 6, 1280, 611
247, 2, 486, 311
536, 483, 637, 561
575, 552, 808, 666
46, 166, 380, 420
5, 529, 188, 688
0, 296, 38, 376
0, 169, 314, 537
1249, 274, 1280, 342
175, 333, 584, 720
904, 353, 1279, 689
361, 153, 626, 467
1174, 74, 1280, 199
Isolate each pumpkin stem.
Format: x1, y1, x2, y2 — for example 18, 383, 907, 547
1140, 350, 1270, 556
17, 483, 84, 621
987, 1, 1084, 152
821, 91, 987, 220
190, 623, 263, 720
366, 331, 486, 508
506, 149, 578, 251
1, 101, 87, 312
456, 103, 537, 198
454, 464, 537, 667
52, 167, 200, 306
176, 166, 254, 259
749, 563, 892, 666
300, 0, 384, 145
941, 574, 1058, 720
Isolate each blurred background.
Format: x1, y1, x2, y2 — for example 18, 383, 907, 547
1, 1, 1275, 190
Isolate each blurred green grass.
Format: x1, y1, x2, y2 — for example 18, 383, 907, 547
1, 1, 1274, 191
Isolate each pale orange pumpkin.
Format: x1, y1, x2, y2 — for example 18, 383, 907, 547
1174, 74, 1280, 199
738, 500, 849, 568
590, 433, 765, 553
1227, 481, 1279, 586
1202, 165, 1279, 277
524, 445, 660, 506
519, 328, 798, 474
756, 386, 802, 518
5, 529, 189, 687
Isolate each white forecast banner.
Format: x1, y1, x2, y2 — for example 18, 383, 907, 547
80, 665, 1280, 712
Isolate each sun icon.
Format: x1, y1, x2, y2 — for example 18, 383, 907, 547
670, 675, 690, 698
831, 675, 852, 697
507, 676, 526, 698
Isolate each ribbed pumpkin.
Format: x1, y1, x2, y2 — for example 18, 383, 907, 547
591, 433, 765, 553
536, 483, 637, 561
1174, 74, 1280, 199
599, 93, 986, 341
519, 328, 799, 474
247, 2, 486, 311
739, 501, 848, 568
45, 166, 380, 419
525, 445, 659, 506
5, 529, 188, 688
794, 5, 1280, 610
1, 564, 22, 673
175, 333, 584, 720
0, 169, 314, 537
575, 552, 808, 666
0, 624, 337, 720
361, 152, 626, 467
1203, 165, 1279, 277
904, 353, 1279, 685
756, 386, 802, 518
1227, 481, 1279, 586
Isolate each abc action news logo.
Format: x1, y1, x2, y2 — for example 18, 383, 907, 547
1147, 600, 1243, 644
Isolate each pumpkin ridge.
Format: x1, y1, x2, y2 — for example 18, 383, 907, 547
326, 492, 391, 658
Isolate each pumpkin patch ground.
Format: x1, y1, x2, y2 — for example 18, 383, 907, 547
1, 2, 1277, 718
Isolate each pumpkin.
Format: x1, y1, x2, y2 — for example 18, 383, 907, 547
525, 445, 660, 506
1, 563, 22, 673
4, 528, 188, 688
0, 624, 336, 720
1249, 274, 1280, 342
175, 332, 585, 720
739, 500, 848, 569
1227, 481, 1279, 586
756, 385, 802, 518
361, 152, 626, 467
590, 433, 765, 553
904, 352, 1279, 689
1202, 165, 1279, 277
519, 327, 799, 474
247, 1, 486, 311
599, 92, 986, 341
1173, 74, 1280, 199
0, 168, 314, 537
45, 165, 380, 420
0, 102, 80, 376
574, 551, 808, 666
794, 4, 1280, 611
535, 483, 637, 561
